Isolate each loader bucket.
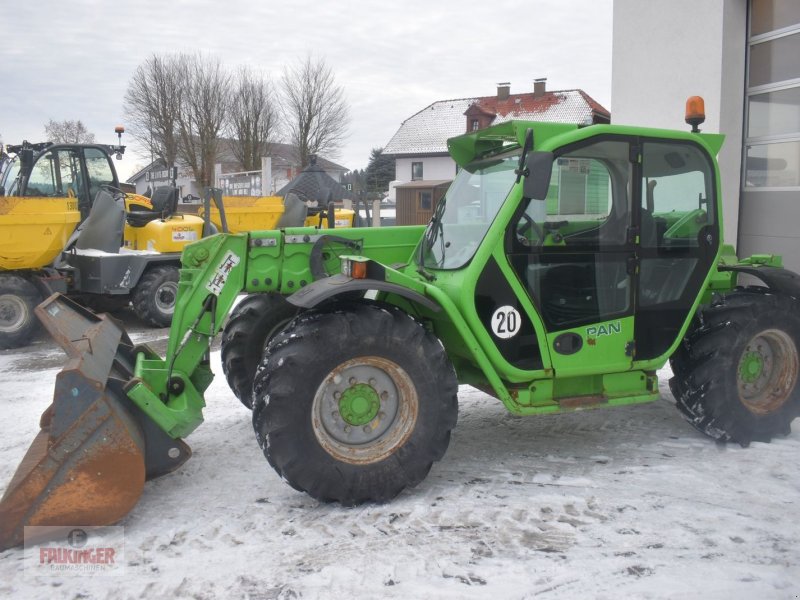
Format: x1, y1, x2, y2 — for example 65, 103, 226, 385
0, 294, 190, 551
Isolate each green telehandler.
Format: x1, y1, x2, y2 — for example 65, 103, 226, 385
1, 98, 799, 550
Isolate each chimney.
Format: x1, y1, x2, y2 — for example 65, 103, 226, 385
534, 78, 547, 98
497, 82, 510, 101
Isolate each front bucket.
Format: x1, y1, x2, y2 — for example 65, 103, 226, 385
0, 294, 189, 551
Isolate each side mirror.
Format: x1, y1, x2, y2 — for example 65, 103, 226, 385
522, 151, 553, 200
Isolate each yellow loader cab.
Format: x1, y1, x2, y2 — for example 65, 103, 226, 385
123, 188, 205, 252
0, 139, 125, 348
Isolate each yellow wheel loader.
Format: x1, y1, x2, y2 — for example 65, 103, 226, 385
0, 138, 355, 347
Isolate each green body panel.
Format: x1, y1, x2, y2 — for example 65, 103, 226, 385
126, 118, 789, 437
127, 226, 427, 437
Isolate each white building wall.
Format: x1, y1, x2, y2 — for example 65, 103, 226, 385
395, 156, 457, 182
612, 0, 747, 250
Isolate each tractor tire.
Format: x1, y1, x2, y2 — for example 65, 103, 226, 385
221, 293, 299, 409
0, 274, 42, 349
252, 302, 459, 504
669, 287, 800, 446
132, 265, 180, 327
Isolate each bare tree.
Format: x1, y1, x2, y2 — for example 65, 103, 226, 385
176, 54, 231, 188
281, 56, 350, 168
44, 119, 95, 144
226, 67, 279, 172
123, 54, 183, 168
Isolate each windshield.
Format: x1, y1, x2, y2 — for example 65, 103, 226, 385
421, 151, 520, 269
0, 156, 20, 196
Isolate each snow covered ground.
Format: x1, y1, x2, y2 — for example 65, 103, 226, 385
1, 319, 798, 599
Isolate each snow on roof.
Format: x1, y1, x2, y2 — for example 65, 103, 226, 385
384, 90, 610, 156
384, 98, 475, 156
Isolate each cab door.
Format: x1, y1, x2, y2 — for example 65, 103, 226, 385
506, 138, 637, 376
634, 140, 719, 360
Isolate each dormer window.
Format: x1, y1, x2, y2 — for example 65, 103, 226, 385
471, 119, 480, 131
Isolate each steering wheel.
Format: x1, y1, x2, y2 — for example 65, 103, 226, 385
516, 213, 545, 246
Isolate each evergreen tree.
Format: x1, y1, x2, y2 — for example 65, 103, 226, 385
364, 147, 395, 196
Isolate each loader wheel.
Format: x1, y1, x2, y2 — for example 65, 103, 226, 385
0, 274, 41, 349
669, 288, 800, 445
221, 293, 299, 409
132, 265, 180, 327
252, 302, 459, 504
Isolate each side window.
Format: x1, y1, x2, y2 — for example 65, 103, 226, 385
640, 142, 715, 248
515, 140, 631, 248
509, 140, 634, 330
25, 149, 81, 197
411, 161, 423, 181
85, 148, 115, 203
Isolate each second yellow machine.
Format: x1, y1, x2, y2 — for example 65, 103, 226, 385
0, 138, 353, 348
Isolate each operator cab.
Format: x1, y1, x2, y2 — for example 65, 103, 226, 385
0, 142, 120, 220
421, 108, 720, 374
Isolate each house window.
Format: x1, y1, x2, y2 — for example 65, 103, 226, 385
412, 162, 423, 181
419, 190, 432, 210
471, 119, 480, 131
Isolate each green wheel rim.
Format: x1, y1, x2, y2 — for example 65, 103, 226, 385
737, 328, 799, 416
312, 356, 418, 465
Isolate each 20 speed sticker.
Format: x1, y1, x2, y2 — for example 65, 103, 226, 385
491, 305, 521, 339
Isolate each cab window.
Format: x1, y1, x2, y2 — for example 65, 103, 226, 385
25, 149, 82, 197
85, 148, 115, 203
640, 142, 715, 249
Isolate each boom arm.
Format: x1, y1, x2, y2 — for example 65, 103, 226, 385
123, 225, 427, 439
126, 233, 250, 438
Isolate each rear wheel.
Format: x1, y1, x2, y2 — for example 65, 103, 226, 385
252, 302, 458, 504
0, 274, 41, 349
670, 288, 800, 445
132, 265, 179, 327
221, 293, 299, 409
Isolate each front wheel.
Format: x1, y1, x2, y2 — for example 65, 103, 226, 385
0, 274, 42, 349
132, 265, 179, 327
252, 303, 458, 504
670, 288, 800, 445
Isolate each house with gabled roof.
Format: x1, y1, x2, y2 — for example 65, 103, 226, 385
383, 80, 610, 185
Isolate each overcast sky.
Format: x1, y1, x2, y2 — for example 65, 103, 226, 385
0, 0, 613, 179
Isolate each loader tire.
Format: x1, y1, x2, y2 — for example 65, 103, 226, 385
221, 293, 299, 409
132, 265, 179, 328
252, 302, 459, 504
0, 274, 42, 349
669, 287, 800, 446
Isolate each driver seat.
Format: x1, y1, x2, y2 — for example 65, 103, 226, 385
126, 186, 179, 227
